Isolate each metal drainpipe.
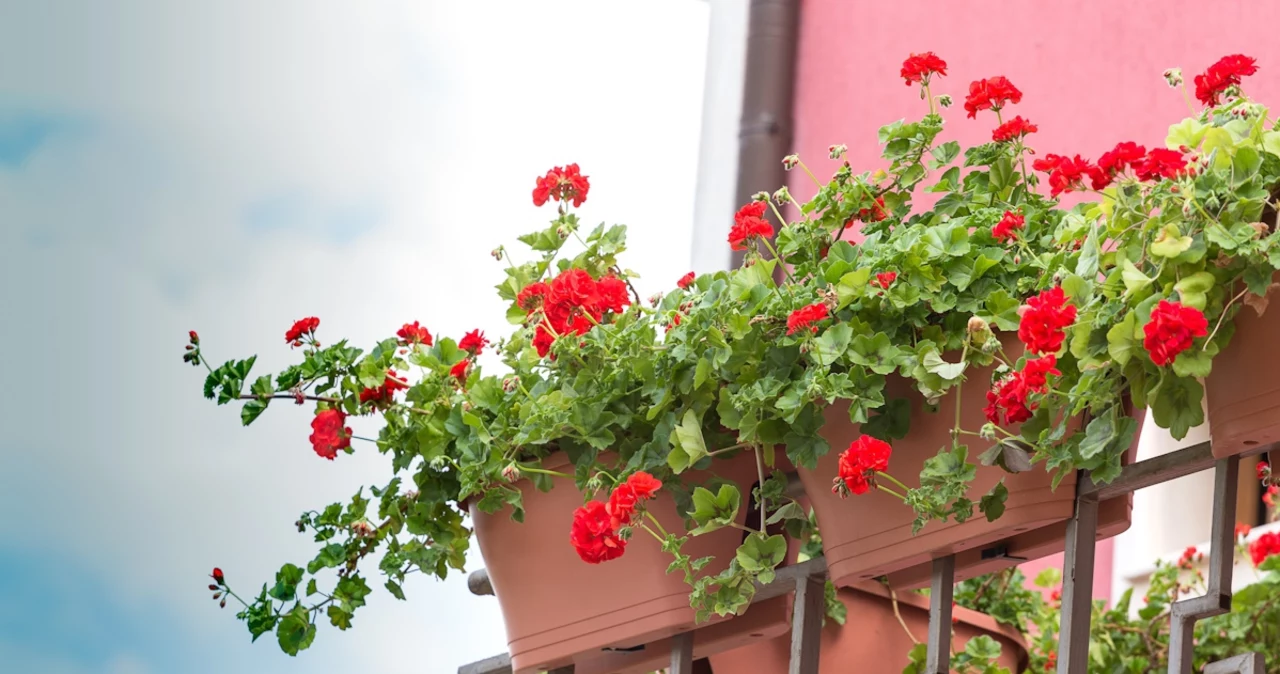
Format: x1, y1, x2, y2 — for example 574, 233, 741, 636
730, 0, 801, 269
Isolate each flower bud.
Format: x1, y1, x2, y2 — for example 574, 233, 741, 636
828, 144, 848, 160
351, 521, 376, 538
782, 154, 800, 171
967, 315, 989, 336
220, 599, 227, 609
212, 591, 222, 600
501, 463, 521, 483
937, 94, 953, 108
188, 330, 200, 344
491, 247, 504, 261
185, 344, 194, 351
1163, 67, 1183, 88
648, 292, 664, 307
556, 226, 569, 239
772, 186, 791, 205
211, 567, 225, 585
502, 376, 519, 393
752, 191, 770, 202
1251, 222, 1269, 238
208, 584, 219, 591
980, 422, 998, 440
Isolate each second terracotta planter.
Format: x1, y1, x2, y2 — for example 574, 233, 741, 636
1206, 291, 1280, 458
797, 350, 1142, 588
707, 583, 1028, 673
471, 451, 783, 673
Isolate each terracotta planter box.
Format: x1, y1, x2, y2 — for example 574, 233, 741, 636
1206, 294, 1280, 458
797, 356, 1142, 588
707, 583, 1028, 673
471, 451, 786, 673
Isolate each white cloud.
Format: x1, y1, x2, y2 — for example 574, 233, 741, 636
0, 1, 709, 672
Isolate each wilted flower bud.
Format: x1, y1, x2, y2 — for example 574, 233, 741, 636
1250, 222, 1270, 238
752, 191, 770, 202
351, 521, 376, 538
501, 463, 521, 483
937, 94, 953, 108
648, 292, 664, 307
772, 186, 791, 205
1182, 200, 1193, 216
491, 247, 504, 261
461, 400, 473, 412
556, 226, 569, 239
967, 316, 989, 336
980, 422, 998, 440
185, 344, 194, 351
782, 154, 800, 171
1163, 67, 1183, 88
828, 144, 848, 160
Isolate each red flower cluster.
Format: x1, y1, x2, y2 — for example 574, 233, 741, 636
459, 330, 489, 355
518, 268, 632, 357
729, 201, 774, 251
985, 355, 1060, 426
677, 272, 696, 290
787, 303, 830, 335
1096, 142, 1189, 183
1018, 287, 1077, 355
1236, 522, 1253, 541
1194, 54, 1258, 106
449, 359, 471, 381
1143, 300, 1208, 367
1260, 461, 1271, 481
1177, 546, 1200, 569
532, 164, 590, 208
309, 409, 352, 460
285, 317, 320, 347
359, 369, 408, 406
874, 271, 897, 289
397, 321, 433, 346
1249, 531, 1280, 567
856, 196, 888, 223
1032, 154, 1108, 197
834, 435, 893, 497
992, 211, 1025, 242
570, 472, 662, 564
1265, 485, 1278, 508
901, 52, 947, 86
964, 76, 1022, 118
991, 116, 1037, 143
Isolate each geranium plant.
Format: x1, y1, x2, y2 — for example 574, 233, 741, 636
188, 51, 1280, 656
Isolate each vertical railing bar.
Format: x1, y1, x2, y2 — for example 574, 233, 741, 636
789, 574, 824, 674
925, 555, 955, 674
1057, 492, 1099, 674
1169, 456, 1240, 674
670, 631, 694, 674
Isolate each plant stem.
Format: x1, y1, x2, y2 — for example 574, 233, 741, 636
888, 586, 921, 645
875, 470, 912, 494
797, 160, 822, 189
644, 510, 670, 538
239, 393, 341, 403
517, 465, 573, 479
876, 484, 908, 502
755, 445, 767, 534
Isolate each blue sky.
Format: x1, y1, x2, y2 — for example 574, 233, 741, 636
0, 2, 709, 672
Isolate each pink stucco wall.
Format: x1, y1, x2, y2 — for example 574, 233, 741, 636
788, 1, 1280, 601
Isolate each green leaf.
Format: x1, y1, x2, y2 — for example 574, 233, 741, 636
835, 268, 872, 307
862, 397, 911, 442
990, 157, 1015, 192
667, 445, 691, 474
688, 484, 741, 535
928, 141, 961, 169
1150, 223, 1193, 258
979, 481, 1008, 522
267, 563, 304, 602
1120, 258, 1152, 295
764, 502, 807, 525
1202, 127, 1235, 168
276, 605, 317, 656
1263, 130, 1280, 157
922, 350, 965, 382
671, 409, 708, 465
1075, 227, 1100, 279
1150, 375, 1205, 440
1174, 271, 1215, 311
1107, 311, 1139, 366
327, 605, 354, 630
384, 579, 406, 601
1078, 415, 1118, 460
735, 533, 787, 572
1167, 118, 1207, 150
849, 332, 901, 375
812, 323, 853, 368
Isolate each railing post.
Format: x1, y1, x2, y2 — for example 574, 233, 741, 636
1168, 456, 1239, 674
670, 632, 694, 674
789, 574, 824, 674
926, 555, 955, 674
1057, 490, 1099, 674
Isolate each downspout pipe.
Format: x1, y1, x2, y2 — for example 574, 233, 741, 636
730, 0, 801, 269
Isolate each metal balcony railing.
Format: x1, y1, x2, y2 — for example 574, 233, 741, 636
460, 440, 1277, 674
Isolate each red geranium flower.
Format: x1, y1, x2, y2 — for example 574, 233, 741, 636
211, 567, 225, 584
991, 116, 1037, 143
570, 500, 627, 564
1259, 461, 1271, 481
834, 435, 893, 498
874, 271, 897, 289
532, 163, 590, 208
1134, 148, 1189, 182
1020, 354, 1061, 392
1033, 154, 1109, 196
1143, 300, 1208, 367
1097, 141, 1147, 177
309, 409, 351, 460
605, 471, 663, 528
964, 76, 1022, 118
285, 317, 320, 347
1236, 522, 1253, 540
728, 201, 774, 251
677, 272, 696, 290
596, 275, 631, 314
1194, 54, 1258, 106
517, 281, 550, 314
992, 211, 1025, 242
626, 472, 663, 499
1178, 546, 1199, 569
532, 325, 555, 358
459, 330, 489, 355
396, 321, 433, 346
189, 330, 200, 344
359, 369, 408, 406
855, 196, 888, 223
1018, 287, 1077, 355
786, 303, 831, 335
1249, 531, 1280, 567
449, 359, 471, 381
901, 52, 948, 86
984, 356, 1059, 426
